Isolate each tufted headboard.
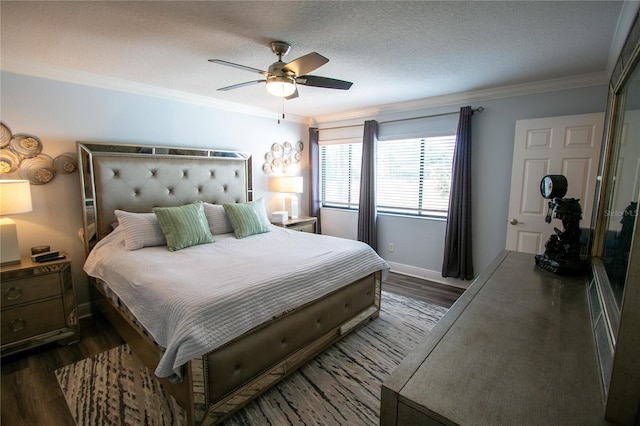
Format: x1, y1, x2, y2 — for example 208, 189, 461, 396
78, 142, 252, 254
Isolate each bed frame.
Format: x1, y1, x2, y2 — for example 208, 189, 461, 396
77, 142, 383, 425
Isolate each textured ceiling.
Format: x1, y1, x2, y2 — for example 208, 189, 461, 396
0, 1, 627, 121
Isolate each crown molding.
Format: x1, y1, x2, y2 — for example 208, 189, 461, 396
312, 72, 609, 124
0, 57, 311, 125
1, 57, 608, 128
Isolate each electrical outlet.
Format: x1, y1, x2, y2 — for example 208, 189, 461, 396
388, 243, 394, 252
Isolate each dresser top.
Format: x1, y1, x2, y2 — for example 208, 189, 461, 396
383, 250, 610, 425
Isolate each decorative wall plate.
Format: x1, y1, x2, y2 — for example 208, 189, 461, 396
10, 134, 43, 158
0, 149, 20, 174
271, 147, 283, 159
53, 153, 77, 174
18, 154, 56, 184
0, 122, 11, 149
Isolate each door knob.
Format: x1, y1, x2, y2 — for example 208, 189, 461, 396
510, 219, 520, 225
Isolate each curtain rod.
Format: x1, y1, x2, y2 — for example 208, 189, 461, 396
314, 106, 484, 132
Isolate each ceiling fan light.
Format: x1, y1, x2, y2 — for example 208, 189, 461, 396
266, 76, 296, 97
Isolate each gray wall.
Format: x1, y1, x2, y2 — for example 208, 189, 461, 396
319, 85, 609, 285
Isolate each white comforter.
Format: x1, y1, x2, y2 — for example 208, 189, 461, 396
84, 225, 389, 381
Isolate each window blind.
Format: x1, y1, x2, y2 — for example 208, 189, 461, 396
377, 136, 455, 217
320, 135, 455, 217
320, 143, 362, 208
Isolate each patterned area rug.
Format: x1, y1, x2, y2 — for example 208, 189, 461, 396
56, 291, 447, 425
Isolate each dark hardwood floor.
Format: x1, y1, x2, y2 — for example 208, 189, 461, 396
1, 316, 124, 426
383, 271, 465, 308
1, 273, 464, 426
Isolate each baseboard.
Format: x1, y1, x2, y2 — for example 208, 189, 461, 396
385, 261, 472, 290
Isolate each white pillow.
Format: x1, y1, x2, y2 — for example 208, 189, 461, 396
114, 210, 167, 250
203, 203, 234, 235
253, 197, 271, 227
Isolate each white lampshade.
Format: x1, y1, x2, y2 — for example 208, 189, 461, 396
0, 180, 32, 266
274, 176, 304, 194
0, 180, 32, 215
266, 76, 296, 98
271, 176, 303, 219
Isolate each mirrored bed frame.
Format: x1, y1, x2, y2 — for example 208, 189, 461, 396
77, 142, 383, 425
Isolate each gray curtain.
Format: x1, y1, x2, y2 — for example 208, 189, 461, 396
309, 127, 321, 234
357, 120, 378, 250
442, 106, 474, 280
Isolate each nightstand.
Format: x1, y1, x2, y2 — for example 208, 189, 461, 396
272, 216, 317, 233
1, 253, 80, 357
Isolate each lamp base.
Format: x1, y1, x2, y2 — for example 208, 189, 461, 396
285, 195, 299, 218
0, 218, 21, 266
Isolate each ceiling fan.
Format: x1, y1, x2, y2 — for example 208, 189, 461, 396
208, 41, 353, 99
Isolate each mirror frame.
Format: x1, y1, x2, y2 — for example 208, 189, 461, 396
589, 8, 640, 425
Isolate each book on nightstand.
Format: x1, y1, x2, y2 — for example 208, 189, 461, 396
30, 251, 64, 262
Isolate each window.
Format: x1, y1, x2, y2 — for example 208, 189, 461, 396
320, 136, 456, 217
320, 143, 362, 208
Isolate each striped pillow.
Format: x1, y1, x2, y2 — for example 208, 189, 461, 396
114, 210, 166, 250
153, 202, 214, 251
203, 203, 234, 235
223, 199, 271, 239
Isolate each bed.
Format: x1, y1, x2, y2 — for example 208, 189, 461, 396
77, 142, 388, 425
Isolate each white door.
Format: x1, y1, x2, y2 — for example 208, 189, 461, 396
505, 113, 604, 254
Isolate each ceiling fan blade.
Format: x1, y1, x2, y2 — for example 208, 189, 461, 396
297, 75, 353, 90
283, 52, 329, 76
217, 80, 266, 91
208, 59, 267, 76
285, 88, 299, 100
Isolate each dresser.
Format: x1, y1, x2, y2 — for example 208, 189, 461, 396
1, 253, 80, 356
272, 216, 317, 233
381, 250, 611, 425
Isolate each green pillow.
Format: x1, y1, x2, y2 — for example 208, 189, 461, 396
153, 202, 214, 251
223, 200, 271, 239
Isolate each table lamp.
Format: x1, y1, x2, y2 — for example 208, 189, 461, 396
273, 176, 303, 218
0, 180, 33, 266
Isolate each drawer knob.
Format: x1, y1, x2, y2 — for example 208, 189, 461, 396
9, 318, 26, 332
5, 287, 22, 301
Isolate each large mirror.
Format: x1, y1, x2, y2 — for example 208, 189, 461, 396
601, 64, 640, 307
589, 8, 640, 425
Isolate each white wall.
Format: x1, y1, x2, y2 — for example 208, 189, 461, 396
318, 85, 609, 286
1, 71, 309, 315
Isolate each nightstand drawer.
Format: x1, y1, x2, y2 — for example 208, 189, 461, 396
289, 223, 315, 233
1, 273, 62, 308
1, 299, 65, 345
272, 216, 317, 233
